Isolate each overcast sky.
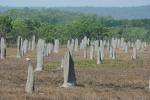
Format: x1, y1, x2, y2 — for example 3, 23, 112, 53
0, 0, 150, 7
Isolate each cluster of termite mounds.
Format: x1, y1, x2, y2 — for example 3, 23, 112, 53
0, 35, 148, 93
25, 50, 76, 93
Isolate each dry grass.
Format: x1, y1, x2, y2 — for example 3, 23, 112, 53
0, 47, 150, 100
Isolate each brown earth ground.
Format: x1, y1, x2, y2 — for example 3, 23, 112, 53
0, 47, 150, 100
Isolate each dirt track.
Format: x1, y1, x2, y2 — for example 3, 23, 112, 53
0, 47, 150, 100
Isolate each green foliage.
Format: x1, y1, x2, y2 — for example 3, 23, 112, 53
0, 15, 12, 37
45, 62, 60, 70
12, 19, 41, 39
0, 8, 150, 43
44, 57, 143, 70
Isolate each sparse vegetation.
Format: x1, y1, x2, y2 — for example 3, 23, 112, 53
0, 47, 149, 100
0, 5, 150, 100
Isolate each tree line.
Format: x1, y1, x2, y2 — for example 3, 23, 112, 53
0, 8, 150, 44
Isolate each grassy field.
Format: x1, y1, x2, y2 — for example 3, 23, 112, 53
0, 47, 150, 100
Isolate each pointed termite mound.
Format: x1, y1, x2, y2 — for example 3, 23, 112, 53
31, 35, 36, 50
35, 39, 45, 71
97, 47, 104, 64
90, 44, 94, 60
16, 36, 22, 58
109, 46, 116, 60
132, 45, 137, 60
1, 37, 6, 59
100, 40, 104, 62
16, 36, 24, 58
25, 58, 35, 93
23, 39, 28, 54
54, 39, 59, 53
28, 41, 31, 50
112, 47, 116, 60
74, 38, 78, 51
97, 47, 101, 64
61, 51, 76, 88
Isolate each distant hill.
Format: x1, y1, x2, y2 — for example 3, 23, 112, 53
0, 5, 150, 19
54, 6, 150, 19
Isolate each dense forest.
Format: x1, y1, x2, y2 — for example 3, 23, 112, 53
0, 7, 150, 44
56, 5, 150, 19
1, 5, 150, 19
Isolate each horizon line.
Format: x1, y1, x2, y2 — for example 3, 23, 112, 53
0, 4, 150, 8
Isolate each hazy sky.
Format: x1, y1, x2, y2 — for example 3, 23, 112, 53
0, 0, 150, 7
